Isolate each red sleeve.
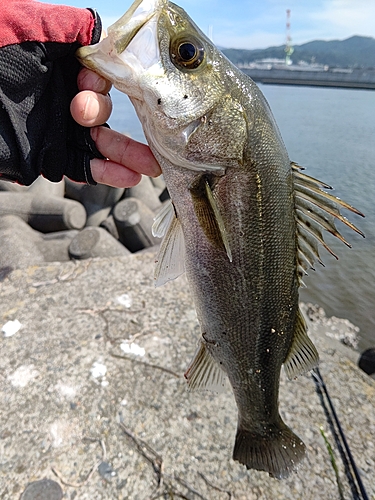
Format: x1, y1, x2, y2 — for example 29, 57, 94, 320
0, 0, 96, 48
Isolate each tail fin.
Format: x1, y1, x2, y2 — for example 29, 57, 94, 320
233, 421, 306, 479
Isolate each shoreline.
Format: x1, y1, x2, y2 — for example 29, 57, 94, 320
241, 68, 375, 90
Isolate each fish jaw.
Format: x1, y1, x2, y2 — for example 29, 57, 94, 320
77, 0, 232, 174
76, 0, 165, 97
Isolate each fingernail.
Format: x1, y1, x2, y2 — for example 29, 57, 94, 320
83, 95, 100, 121
96, 77, 111, 93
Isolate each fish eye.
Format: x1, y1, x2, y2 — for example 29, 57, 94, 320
170, 36, 205, 70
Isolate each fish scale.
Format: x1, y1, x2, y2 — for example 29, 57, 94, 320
77, 0, 364, 479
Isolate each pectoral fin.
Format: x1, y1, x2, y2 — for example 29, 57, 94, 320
152, 199, 175, 238
190, 176, 232, 262
293, 163, 364, 285
284, 308, 319, 380
153, 200, 185, 287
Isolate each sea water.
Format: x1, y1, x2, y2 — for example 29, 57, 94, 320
264, 85, 375, 351
108, 85, 375, 350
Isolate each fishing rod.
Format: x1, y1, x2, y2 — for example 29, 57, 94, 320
312, 367, 369, 500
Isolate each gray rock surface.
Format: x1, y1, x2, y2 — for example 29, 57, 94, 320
0, 253, 374, 499
68, 227, 131, 260
27, 177, 65, 198
126, 175, 162, 212
113, 198, 159, 252
20, 479, 63, 500
0, 215, 45, 269
65, 180, 124, 227
0, 192, 87, 232
0, 216, 79, 269
0, 175, 168, 268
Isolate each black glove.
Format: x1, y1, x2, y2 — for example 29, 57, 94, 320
0, 1, 105, 185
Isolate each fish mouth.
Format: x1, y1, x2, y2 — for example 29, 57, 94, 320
77, 0, 166, 74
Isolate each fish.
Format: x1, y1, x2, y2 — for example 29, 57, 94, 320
77, 0, 364, 479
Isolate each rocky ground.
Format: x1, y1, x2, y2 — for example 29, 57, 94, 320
1, 252, 374, 500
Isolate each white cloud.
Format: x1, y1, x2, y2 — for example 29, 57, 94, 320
310, 0, 375, 38
98, 0, 375, 50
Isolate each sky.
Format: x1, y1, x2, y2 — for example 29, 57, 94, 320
40, 0, 375, 49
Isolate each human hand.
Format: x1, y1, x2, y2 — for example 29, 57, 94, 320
71, 68, 161, 188
0, 2, 161, 187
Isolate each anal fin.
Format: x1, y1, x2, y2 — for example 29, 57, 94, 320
184, 341, 227, 392
284, 308, 319, 380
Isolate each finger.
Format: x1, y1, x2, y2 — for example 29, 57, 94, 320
70, 90, 112, 127
90, 158, 142, 187
77, 67, 112, 94
91, 126, 161, 178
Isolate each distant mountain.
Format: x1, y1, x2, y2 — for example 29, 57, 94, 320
222, 36, 375, 69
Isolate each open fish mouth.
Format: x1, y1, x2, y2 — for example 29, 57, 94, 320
77, 0, 165, 79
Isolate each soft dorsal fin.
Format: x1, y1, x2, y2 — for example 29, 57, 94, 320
293, 163, 364, 285
284, 308, 319, 380
184, 341, 227, 393
153, 200, 185, 287
190, 176, 232, 262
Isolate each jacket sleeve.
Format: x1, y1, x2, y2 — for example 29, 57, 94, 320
0, 0, 105, 185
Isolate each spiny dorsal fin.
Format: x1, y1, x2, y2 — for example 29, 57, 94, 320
184, 341, 227, 392
293, 162, 364, 285
284, 308, 319, 380
190, 176, 232, 262
153, 200, 185, 287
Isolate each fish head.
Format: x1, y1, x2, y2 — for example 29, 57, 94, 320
77, 0, 248, 172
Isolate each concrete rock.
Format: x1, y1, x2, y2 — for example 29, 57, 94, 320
68, 226, 131, 260
0, 192, 86, 232
126, 175, 162, 211
65, 179, 124, 227
20, 479, 63, 500
0, 254, 373, 500
150, 174, 167, 198
28, 177, 65, 198
0, 216, 80, 268
113, 197, 159, 252
0, 180, 28, 192
100, 214, 119, 240
38, 230, 79, 262
0, 215, 45, 269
